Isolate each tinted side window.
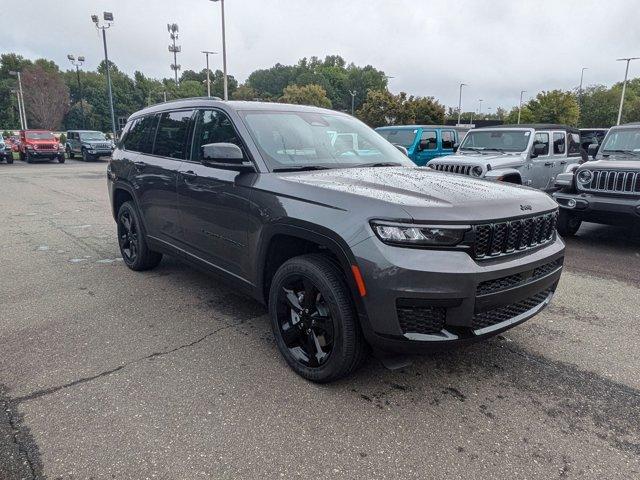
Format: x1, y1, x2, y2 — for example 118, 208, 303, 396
420, 130, 437, 150
568, 133, 580, 156
190, 109, 244, 161
123, 115, 158, 153
441, 130, 456, 149
534, 133, 549, 155
153, 110, 194, 159
553, 132, 565, 154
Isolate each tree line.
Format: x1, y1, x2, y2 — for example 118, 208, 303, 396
1, 51, 640, 132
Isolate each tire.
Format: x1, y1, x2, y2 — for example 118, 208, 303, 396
116, 201, 162, 271
81, 149, 90, 162
7, 156, 13, 164
557, 210, 582, 236
268, 254, 367, 383
58, 155, 65, 164
66, 146, 75, 159
25, 151, 32, 163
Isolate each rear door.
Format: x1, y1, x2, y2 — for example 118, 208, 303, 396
440, 129, 457, 157
177, 108, 253, 279
551, 130, 568, 180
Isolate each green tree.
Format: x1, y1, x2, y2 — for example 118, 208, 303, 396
356, 89, 401, 127
232, 84, 257, 101
525, 90, 579, 125
280, 84, 332, 108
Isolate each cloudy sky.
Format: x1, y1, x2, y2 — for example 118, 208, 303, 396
2, 0, 639, 112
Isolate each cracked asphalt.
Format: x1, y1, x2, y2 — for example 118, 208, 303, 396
1, 159, 639, 479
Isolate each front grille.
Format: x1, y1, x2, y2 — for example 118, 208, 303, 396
94, 143, 111, 149
476, 258, 563, 295
397, 304, 446, 335
472, 211, 558, 259
472, 288, 553, 330
430, 163, 473, 175
35, 143, 56, 150
579, 170, 640, 195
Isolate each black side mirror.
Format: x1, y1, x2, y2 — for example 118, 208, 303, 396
201, 142, 253, 170
531, 143, 546, 158
587, 143, 599, 159
452, 143, 459, 153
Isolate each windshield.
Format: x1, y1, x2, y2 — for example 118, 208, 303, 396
239, 110, 414, 170
600, 128, 640, 158
26, 132, 55, 140
460, 130, 531, 153
376, 128, 418, 148
80, 131, 107, 141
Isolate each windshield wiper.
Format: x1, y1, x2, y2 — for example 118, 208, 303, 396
354, 162, 403, 168
461, 147, 486, 151
602, 149, 640, 157
272, 165, 331, 172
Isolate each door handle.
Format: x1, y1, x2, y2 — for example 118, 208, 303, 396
560, 160, 567, 165
133, 160, 146, 167
182, 170, 198, 178
544, 162, 554, 166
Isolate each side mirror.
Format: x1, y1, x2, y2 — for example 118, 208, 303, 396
201, 142, 253, 170
418, 139, 428, 151
393, 144, 408, 156
452, 143, 459, 153
587, 143, 599, 159
531, 143, 546, 158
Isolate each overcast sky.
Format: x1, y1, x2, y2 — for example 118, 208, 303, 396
2, 0, 639, 112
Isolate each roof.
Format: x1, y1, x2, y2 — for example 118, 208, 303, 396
376, 124, 469, 130
474, 123, 580, 133
130, 98, 341, 120
66, 129, 104, 133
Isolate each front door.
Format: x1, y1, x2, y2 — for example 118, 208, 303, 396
414, 129, 438, 166
530, 132, 554, 190
177, 109, 252, 280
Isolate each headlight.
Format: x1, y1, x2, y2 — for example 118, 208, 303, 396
471, 165, 483, 177
82, 143, 91, 148
577, 169, 593, 184
371, 221, 468, 247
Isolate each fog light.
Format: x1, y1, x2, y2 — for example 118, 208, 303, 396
567, 198, 577, 208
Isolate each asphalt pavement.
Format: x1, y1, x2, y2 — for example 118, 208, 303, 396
1, 159, 639, 479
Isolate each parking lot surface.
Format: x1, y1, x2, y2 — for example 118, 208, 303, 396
1, 160, 639, 479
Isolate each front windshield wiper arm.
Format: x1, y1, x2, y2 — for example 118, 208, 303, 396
602, 149, 640, 157
353, 162, 404, 168
272, 165, 331, 172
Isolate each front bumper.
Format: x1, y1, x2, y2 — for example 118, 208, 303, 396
87, 149, 114, 156
554, 191, 640, 224
352, 235, 565, 353
27, 149, 63, 159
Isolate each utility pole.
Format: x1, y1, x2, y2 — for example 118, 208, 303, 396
349, 90, 357, 115
168, 23, 181, 85
67, 55, 86, 128
579, 67, 588, 122
202, 50, 218, 97
517, 90, 526, 124
616, 57, 639, 125
9, 71, 27, 129
457, 83, 467, 126
92, 12, 117, 139
10, 89, 24, 129
210, 0, 228, 100
478, 99, 483, 118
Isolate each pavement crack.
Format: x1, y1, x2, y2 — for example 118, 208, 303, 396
144, 323, 239, 361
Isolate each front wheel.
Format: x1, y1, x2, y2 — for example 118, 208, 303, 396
66, 146, 75, 159
81, 149, 91, 162
117, 201, 162, 271
58, 155, 65, 163
25, 151, 32, 163
268, 254, 367, 383
557, 210, 582, 236
6, 156, 13, 164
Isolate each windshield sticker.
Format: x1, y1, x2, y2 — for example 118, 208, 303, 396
524, 132, 530, 136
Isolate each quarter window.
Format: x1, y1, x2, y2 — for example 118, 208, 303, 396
553, 132, 565, 155
190, 110, 244, 161
533, 133, 549, 156
153, 110, 194, 159
420, 130, 437, 150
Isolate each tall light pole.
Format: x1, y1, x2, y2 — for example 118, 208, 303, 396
168, 23, 181, 85
349, 90, 357, 115
517, 90, 526, 124
67, 54, 86, 128
202, 50, 218, 97
478, 99, 483, 118
616, 57, 640, 125
92, 12, 117, 139
578, 67, 588, 123
210, 0, 228, 100
9, 71, 27, 129
457, 83, 467, 126
10, 89, 24, 130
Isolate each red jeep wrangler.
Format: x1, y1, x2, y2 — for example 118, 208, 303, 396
19, 130, 65, 163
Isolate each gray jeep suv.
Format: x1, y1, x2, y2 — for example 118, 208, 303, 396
66, 130, 114, 161
429, 125, 583, 192
107, 99, 565, 382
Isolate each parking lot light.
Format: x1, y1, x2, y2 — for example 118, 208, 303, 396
201, 50, 217, 97
457, 83, 467, 126
517, 90, 526, 124
210, 0, 228, 100
67, 54, 86, 128
616, 57, 640, 125
91, 12, 117, 140
9, 71, 27, 129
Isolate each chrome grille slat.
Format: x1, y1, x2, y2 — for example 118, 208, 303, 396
578, 169, 640, 195
473, 211, 558, 260
430, 163, 473, 175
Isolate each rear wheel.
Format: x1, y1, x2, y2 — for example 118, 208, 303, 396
66, 145, 75, 159
117, 201, 162, 271
557, 210, 582, 236
268, 254, 367, 383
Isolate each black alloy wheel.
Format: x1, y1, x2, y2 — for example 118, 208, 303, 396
118, 208, 139, 265
277, 275, 335, 368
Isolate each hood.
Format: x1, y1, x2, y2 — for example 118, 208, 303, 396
581, 157, 640, 170
24, 138, 56, 145
278, 166, 556, 223
430, 152, 526, 170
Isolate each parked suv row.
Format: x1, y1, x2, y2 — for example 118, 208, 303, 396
108, 99, 564, 382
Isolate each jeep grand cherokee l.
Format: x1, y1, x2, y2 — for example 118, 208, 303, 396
554, 123, 640, 235
108, 99, 565, 382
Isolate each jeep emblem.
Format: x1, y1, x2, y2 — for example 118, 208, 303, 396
520, 204, 532, 211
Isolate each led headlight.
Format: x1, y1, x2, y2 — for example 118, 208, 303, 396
577, 169, 593, 184
471, 165, 483, 177
371, 221, 468, 247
